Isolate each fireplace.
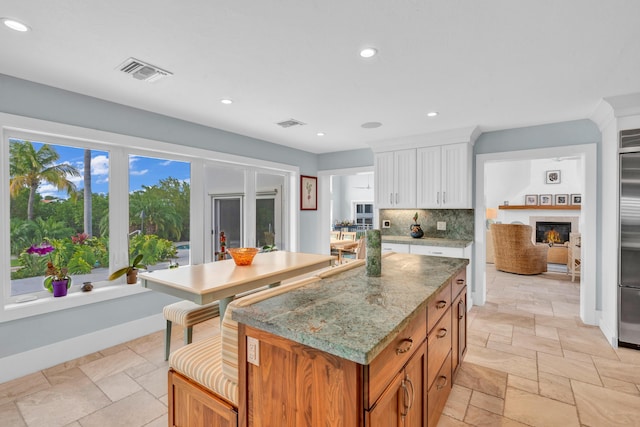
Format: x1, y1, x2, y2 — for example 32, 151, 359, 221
536, 221, 571, 244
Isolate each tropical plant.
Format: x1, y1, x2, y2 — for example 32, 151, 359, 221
108, 254, 147, 281
9, 140, 80, 220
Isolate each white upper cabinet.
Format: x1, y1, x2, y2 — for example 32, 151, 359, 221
417, 142, 470, 208
375, 149, 416, 208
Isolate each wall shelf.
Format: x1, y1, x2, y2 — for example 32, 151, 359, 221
499, 205, 581, 210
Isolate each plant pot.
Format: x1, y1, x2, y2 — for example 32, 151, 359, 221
126, 269, 138, 284
410, 224, 424, 238
52, 279, 69, 297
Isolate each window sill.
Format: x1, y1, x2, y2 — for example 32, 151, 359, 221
1, 280, 151, 322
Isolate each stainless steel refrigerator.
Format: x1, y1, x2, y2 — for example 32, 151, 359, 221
619, 130, 640, 348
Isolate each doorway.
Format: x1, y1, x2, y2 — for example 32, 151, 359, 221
475, 144, 597, 326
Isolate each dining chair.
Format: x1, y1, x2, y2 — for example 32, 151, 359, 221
330, 230, 341, 240
341, 231, 357, 241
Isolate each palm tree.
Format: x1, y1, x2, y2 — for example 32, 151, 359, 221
9, 141, 80, 220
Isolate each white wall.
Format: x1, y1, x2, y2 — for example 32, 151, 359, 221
486, 157, 584, 225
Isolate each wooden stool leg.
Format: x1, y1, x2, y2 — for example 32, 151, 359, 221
165, 320, 172, 361
184, 326, 193, 345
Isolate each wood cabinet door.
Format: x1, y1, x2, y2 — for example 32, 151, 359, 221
416, 146, 442, 208
375, 152, 395, 208
452, 288, 467, 377
393, 149, 417, 208
367, 341, 426, 427
441, 143, 469, 208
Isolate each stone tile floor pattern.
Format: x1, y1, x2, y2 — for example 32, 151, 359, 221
2, 265, 640, 426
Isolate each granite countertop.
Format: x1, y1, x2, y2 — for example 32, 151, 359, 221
382, 235, 473, 248
232, 253, 468, 365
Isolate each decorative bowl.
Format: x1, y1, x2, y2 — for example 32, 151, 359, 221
227, 247, 259, 266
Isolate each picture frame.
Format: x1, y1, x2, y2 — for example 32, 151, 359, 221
539, 194, 553, 206
525, 194, 538, 206
546, 170, 561, 184
554, 194, 569, 205
570, 194, 582, 205
300, 175, 318, 210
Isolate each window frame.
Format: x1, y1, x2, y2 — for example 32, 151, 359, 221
1, 113, 299, 322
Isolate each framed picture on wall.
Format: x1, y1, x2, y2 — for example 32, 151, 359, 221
571, 194, 582, 205
300, 175, 318, 210
555, 194, 569, 205
525, 194, 538, 205
546, 170, 561, 184
539, 194, 552, 206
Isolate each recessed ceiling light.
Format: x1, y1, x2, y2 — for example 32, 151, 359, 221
220, 99, 233, 105
427, 111, 439, 117
361, 122, 382, 129
2, 18, 30, 32
359, 47, 378, 58
317, 132, 325, 137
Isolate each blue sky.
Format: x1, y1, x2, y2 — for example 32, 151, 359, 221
14, 140, 190, 199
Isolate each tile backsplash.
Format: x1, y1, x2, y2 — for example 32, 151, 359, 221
380, 209, 474, 240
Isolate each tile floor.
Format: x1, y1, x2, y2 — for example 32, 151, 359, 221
2, 265, 640, 426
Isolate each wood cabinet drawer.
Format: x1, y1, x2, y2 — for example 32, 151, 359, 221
367, 306, 427, 407
427, 351, 452, 427
451, 268, 466, 299
427, 281, 451, 333
427, 307, 451, 387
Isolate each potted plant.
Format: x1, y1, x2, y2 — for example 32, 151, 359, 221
27, 242, 72, 297
108, 254, 147, 284
410, 212, 424, 238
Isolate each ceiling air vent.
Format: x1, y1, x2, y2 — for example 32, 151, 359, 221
276, 118, 306, 128
117, 58, 173, 82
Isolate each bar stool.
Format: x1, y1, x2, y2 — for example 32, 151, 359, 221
163, 300, 220, 360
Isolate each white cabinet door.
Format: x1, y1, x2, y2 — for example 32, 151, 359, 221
441, 143, 469, 208
375, 152, 395, 209
375, 149, 416, 208
417, 143, 470, 209
416, 146, 442, 208
394, 149, 416, 208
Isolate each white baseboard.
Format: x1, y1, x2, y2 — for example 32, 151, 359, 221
0, 313, 165, 384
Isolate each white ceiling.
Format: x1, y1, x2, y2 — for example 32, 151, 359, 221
1, 1, 639, 154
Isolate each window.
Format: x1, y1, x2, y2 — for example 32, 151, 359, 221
1, 113, 297, 320
128, 155, 191, 268
9, 138, 110, 297
354, 202, 374, 228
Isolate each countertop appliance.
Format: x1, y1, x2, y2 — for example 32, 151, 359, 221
619, 129, 640, 349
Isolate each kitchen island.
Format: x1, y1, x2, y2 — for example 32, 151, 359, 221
233, 252, 468, 427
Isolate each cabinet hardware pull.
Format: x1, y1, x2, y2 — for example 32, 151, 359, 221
443, 191, 446, 204
456, 279, 464, 284
458, 300, 465, 319
405, 374, 415, 411
396, 193, 399, 204
437, 328, 448, 338
433, 251, 443, 255
436, 300, 447, 309
436, 375, 448, 390
390, 193, 393, 204
437, 192, 440, 204
395, 338, 413, 354
400, 380, 409, 417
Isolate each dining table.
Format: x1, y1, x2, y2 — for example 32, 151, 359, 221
330, 239, 360, 263
138, 251, 335, 320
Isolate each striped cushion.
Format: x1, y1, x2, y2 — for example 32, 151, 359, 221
163, 300, 220, 327
169, 335, 238, 405
221, 276, 322, 383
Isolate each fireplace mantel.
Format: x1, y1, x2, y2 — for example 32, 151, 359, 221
499, 205, 580, 210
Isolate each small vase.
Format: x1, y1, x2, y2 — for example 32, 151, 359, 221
52, 280, 69, 297
410, 224, 424, 238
